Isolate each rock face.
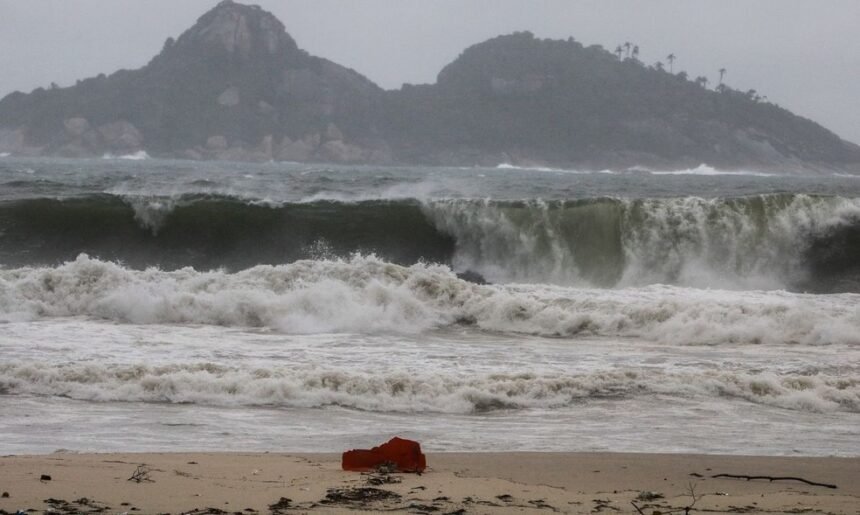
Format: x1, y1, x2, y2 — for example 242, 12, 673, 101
0, 4, 858, 171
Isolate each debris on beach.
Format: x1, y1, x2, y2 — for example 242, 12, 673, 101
364, 471, 403, 485
179, 508, 230, 515
321, 487, 401, 507
636, 491, 664, 501
43, 497, 109, 514
342, 436, 426, 472
267, 497, 292, 515
127, 465, 153, 483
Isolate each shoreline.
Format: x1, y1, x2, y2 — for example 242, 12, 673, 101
1, 452, 857, 514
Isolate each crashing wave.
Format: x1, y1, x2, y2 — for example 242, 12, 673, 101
0, 360, 856, 414
102, 151, 150, 160
1, 193, 859, 291
0, 254, 858, 346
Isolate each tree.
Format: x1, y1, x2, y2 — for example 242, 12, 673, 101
718, 68, 726, 85
632, 45, 640, 61
615, 45, 624, 59
624, 41, 632, 58
695, 76, 709, 88
666, 53, 676, 73
654, 61, 665, 72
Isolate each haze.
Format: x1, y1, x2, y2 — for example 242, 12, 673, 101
1, 0, 858, 144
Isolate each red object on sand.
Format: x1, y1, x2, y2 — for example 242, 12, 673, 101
342, 437, 427, 472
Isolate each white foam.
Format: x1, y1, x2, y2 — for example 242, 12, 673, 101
496, 162, 591, 174
0, 255, 857, 347
126, 197, 179, 233
0, 361, 855, 413
644, 163, 777, 177
497, 162, 561, 172
424, 195, 860, 289
103, 151, 150, 160
0, 152, 10, 158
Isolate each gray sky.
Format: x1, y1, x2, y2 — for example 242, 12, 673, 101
1, 0, 859, 144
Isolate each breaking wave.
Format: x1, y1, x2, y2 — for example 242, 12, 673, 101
644, 163, 778, 177
1, 193, 859, 291
0, 361, 856, 414
102, 150, 150, 160
1, 255, 858, 345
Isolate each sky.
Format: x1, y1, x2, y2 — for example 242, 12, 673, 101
1, 0, 858, 144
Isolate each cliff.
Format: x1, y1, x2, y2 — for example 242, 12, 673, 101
1, 1, 858, 172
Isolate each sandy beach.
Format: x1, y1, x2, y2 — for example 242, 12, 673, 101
0, 452, 857, 514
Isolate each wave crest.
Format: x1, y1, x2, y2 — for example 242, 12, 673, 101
1, 361, 856, 413
1, 255, 858, 346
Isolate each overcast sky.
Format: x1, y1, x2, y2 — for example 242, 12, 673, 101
1, 0, 858, 144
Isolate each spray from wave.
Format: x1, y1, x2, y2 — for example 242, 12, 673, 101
102, 150, 150, 160
1, 254, 858, 345
644, 163, 778, 177
0, 193, 859, 291
424, 195, 860, 290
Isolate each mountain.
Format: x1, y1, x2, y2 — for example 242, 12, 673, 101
1, 1, 859, 172
381, 32, 860, 171
0, 0, 384, 163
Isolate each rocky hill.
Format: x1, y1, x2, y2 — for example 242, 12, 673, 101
1, 0, 859, 172
0, 0, 384, 163
381, 32, 860, 170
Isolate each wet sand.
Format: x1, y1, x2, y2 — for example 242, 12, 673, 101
0, 452, 857, 514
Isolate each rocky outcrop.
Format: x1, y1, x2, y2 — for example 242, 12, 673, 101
217, 86, 240, 107
98, 121, 143, 151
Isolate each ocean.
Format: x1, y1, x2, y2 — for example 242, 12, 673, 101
0, 156, 858, 455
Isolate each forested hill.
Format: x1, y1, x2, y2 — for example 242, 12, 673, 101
381, 32, 860, 170
1, 1, 858, 172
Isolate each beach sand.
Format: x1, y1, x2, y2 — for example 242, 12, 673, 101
0, 452, 857, 514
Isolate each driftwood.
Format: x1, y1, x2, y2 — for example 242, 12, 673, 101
711, 473, 837, 489
127, 465, 153, 483
631, 482, 697, 515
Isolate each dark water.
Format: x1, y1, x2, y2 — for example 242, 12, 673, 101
1, 156, 859, 456
2, 156, 860, 291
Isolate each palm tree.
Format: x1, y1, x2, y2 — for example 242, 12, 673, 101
624, 41, 632, 58
718, 68, 727, 85
695, 76, 708, 88
666, 53, 676, 73
615, 45, 623, 59
632, 45, 640, 61
654, 61, 665, 72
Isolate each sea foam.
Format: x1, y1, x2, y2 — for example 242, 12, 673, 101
1, 254, 858, 346
0, 361, 856, 414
